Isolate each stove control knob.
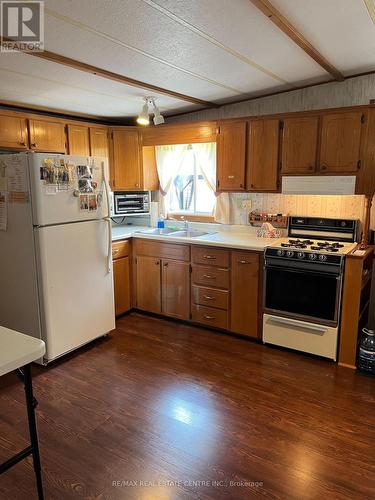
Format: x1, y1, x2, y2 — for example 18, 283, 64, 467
286, 250, 294, 258
276, 249, 285, 257
308, 253, 317, 261
318, 254, 327, 262
297, 252, 305, 259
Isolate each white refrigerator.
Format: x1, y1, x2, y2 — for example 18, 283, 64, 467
0, 152, 115, 363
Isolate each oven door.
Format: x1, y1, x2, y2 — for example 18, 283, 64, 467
264, 265, 342, 326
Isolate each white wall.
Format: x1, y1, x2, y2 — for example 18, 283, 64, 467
169, 74, 375, 123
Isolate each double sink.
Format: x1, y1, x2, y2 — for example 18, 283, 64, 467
137, 228, 215, 238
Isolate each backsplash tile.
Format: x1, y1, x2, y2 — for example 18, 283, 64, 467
231, 193, 366, 225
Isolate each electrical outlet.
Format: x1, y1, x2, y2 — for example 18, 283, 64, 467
242, 200, 252, 210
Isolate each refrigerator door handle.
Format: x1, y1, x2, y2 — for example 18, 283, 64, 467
106, 217, 112, 274
101, 160, 112, 274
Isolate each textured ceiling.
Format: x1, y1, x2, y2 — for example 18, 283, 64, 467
0, 0, 374, 119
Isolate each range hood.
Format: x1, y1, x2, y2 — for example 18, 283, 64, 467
282, 176, 356, 195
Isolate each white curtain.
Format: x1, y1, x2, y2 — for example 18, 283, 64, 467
155, 142, 233, 223
155, 144, 188, 215
191, 143, 231, 223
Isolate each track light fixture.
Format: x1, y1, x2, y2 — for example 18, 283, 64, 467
136, 97, 165, 126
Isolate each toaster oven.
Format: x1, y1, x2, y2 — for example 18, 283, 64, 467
113, 191, 150, 215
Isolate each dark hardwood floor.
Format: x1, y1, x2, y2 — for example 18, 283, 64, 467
0, 313, 374, 499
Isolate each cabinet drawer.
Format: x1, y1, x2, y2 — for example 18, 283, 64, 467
134, 239, 190, 261
192, 285, 229, 310
232, 251, 259, 266
112, 240, 130, 260
192, 304, 228, 329
192, 265, 229, 290
192, 246, 230, 267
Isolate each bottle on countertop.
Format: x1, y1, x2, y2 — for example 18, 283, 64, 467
157, 214, 165, 229
357, 328, 375, 374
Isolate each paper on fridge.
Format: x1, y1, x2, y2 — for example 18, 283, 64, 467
7, 155, 28, 193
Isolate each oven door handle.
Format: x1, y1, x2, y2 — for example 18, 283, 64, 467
264, 265, 341, 278
266, 316, 328, 336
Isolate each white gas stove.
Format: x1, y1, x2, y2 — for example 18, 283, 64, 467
263, 216, 360, 361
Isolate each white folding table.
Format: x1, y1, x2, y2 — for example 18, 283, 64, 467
0, 327, 45, 500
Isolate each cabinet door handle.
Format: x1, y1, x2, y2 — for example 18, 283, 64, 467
203, 295, 215, 300
31, 142, 37, 147
250, 183, 255, 188
308, 165, 314, 171
203, 255, 216, 260
164, 262, 168, 267
204, 315, 215, 320
113, 249, 119, 255
238, 260, 248, 264
227, 175, 235, 179
19, 141, 26, 146
203, 274, 215, 279
155, 260, 160, 265
321, 164, 327, 170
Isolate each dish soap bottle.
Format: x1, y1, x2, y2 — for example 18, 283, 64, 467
157, 214, 165, 229
357, 328, 375, 374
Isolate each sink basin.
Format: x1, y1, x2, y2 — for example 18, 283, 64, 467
136, 228, 179, 235
169, 230, 213, 238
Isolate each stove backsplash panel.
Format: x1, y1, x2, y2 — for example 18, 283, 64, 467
231, 193, 368, 227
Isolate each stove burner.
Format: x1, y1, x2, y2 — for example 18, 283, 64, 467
311, 245, 340, 252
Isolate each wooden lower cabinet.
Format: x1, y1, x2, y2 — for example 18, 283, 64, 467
231, 251, 260, 338
133, 240, 261, 338
135, 255, 162, 313
112, 240, 131, 316
113, 257, 131, 316
161, 259, 190, 320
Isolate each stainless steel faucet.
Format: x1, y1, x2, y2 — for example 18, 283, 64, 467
167, 216, 189, 232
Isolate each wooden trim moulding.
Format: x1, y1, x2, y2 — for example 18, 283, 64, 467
24, 48, 218, 109
0, 100, 130, 125
249, 0, 344, 81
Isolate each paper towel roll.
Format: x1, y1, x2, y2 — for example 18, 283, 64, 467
150, 202, 159, 228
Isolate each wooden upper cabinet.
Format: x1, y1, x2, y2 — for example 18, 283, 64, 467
89, 127, 109, 157
247, 119, 279, 191
217, 121, 246, 191
161, 259, 190, 320
0, 114, 28, 149
111, 129, 142, 191
67, 124, 90, 156
135, 255, 161, 313
28, 118, 66, 153
281, 116, 319, 174
142, 146, 159, 191
231, 251, 260, 338
319, 111, 364, 173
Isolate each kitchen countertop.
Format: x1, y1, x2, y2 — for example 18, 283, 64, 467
112, 225, 280, 251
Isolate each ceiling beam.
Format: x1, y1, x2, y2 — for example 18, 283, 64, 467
249, 0, 344, 82
2, 42, 218, 109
